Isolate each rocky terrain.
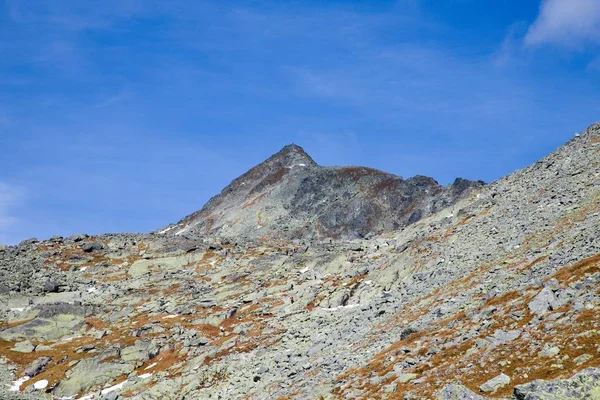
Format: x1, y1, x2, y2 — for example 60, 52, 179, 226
0, 122, 599, 400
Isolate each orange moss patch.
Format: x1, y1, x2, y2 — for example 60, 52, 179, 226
85, 317, 109, 330
549, 252, 600, 285
139, 349, 185, 375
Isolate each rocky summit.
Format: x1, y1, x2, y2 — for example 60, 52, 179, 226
1, 122, 600, 400
165, 144, 484, 240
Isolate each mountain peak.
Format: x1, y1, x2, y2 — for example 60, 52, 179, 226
272, 144, 317, 167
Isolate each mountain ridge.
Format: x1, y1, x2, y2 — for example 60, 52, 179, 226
164, 144, 485, 240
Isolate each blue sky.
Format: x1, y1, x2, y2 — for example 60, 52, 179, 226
1, 0, 599, 244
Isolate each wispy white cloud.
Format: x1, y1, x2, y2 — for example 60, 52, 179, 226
525, 0, 600, 48
493, 22, 529, 67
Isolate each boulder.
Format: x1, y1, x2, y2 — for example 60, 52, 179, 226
528, 288, 556, 316
52, 357, 135, 398
11, 340, 36, 353
514, 368, 600, 399
82, 242, 103, 253
479, 373, 510, 393
436, 384, 491, 400
24, 357, 52, 377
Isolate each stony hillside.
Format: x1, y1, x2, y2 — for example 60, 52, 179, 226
0, 123, 599, 400
164, 144, 484, 240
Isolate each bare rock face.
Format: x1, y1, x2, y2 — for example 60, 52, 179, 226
165, 144, 484, 240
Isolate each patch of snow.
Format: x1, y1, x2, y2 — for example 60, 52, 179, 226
87, 287, 97, 293
80, 267, 87, 271
8, 376, 30, 391
158, 226, 177, 234
138, 373, 153, 379
257, 225, 263, 229
144, 362, 157, 370
175, 222, 194, 236
101, 380, 127, 396
34, 380, 48, 390
163, 315, 178, 319
364, 280, 373, 286
319, 304, 361, 312
299, 267, 309, 274
285, 163, 307, 169
10, 308, 25, 312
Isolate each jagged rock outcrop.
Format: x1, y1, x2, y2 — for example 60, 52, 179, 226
163, 144, 484, 240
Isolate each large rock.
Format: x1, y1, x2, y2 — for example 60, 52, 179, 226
436, 384, 495, 400
52, 358, 135, 398
528, 288, 556, 316
24, 357, 52, 377
514, 368, 600, 399
479, 374, 510, 393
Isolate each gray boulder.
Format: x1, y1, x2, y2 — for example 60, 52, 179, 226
52, 357, 134, 397
479, 373, 510, 393
514, 368, 600, 399
24, 357, 52, 377
528, 288, 556, 316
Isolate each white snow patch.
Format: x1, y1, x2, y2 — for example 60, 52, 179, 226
8, 376, 30, 391
10, 308, 25, 312
144, 362, 157, 370
319, 304, 361, 312
158, 226, 177, 234
285, 163, 307, 169
299, 267, 310, 274
101, 380, 127, 395
364, 280, 373, 286
80, 267, 87, 271
163, 315, 178, 319
138, 373, 153, 379
87, 287, 97, 293
34, 380, 48, 390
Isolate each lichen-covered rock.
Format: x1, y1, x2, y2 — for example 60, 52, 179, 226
514, 368, 600, 399
52, 358, 135, 398
480, 374, 510, 393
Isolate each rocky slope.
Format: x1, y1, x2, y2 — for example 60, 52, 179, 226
0, 123, 599, 400
164, 144, 484, 240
